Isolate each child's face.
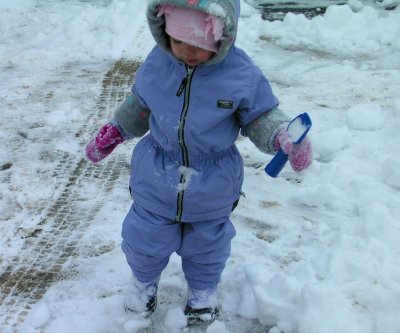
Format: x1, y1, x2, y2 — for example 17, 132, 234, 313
169, 36, 215, 67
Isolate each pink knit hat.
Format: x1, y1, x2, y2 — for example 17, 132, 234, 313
157, 5, 224, 53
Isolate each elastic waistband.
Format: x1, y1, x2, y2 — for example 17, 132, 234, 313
144, 135, 237, 164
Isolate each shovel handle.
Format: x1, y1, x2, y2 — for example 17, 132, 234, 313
264, 149, 288, 178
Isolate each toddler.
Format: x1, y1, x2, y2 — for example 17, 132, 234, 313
86, 0, 312, 325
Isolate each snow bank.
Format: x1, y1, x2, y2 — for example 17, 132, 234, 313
259, 4, 400, 62
0, 0, 152, 68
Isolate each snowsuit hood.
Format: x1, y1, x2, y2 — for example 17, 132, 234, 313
147, 0, 240, 65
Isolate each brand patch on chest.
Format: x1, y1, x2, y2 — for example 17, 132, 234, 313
217, 100, 234, 109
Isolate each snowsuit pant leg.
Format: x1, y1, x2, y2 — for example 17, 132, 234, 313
121, 202, 236, 288
178, 216, 236, 290
121, 202, 181, 282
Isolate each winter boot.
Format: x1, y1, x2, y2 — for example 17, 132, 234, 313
184, 285, 219, 325
124, 275, 159, 317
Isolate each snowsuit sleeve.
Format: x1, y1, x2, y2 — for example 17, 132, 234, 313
113, 90, 150, 139
236, 64, 290, 155
243, 108, 290, 154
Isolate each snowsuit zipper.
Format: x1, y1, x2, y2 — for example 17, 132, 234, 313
175, 66, 196, 222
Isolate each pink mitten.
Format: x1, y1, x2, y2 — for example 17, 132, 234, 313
275, 128, 312, 172
85, 123, 124, 163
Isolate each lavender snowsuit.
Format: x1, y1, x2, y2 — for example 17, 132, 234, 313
117, 0, 289, 289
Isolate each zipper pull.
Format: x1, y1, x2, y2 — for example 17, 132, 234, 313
176, 67, 195, 97
176, 77, 188, 96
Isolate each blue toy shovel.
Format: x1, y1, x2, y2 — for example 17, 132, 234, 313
265, 112, 312, 178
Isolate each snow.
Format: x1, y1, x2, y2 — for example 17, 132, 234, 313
164, 307, 187, 330
287, 114, 310, 142
1, 0, 400, 332
177, 166, 199, 192
346, 103, 385, 131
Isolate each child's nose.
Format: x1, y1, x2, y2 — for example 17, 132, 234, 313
183, 44, 197, 55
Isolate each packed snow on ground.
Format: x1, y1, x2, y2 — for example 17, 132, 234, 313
1, 0, 400, 332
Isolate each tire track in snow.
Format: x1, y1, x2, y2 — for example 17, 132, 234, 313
0, 59, 140, 331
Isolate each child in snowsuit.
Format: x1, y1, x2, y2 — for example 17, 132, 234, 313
85, 0, 312, 324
